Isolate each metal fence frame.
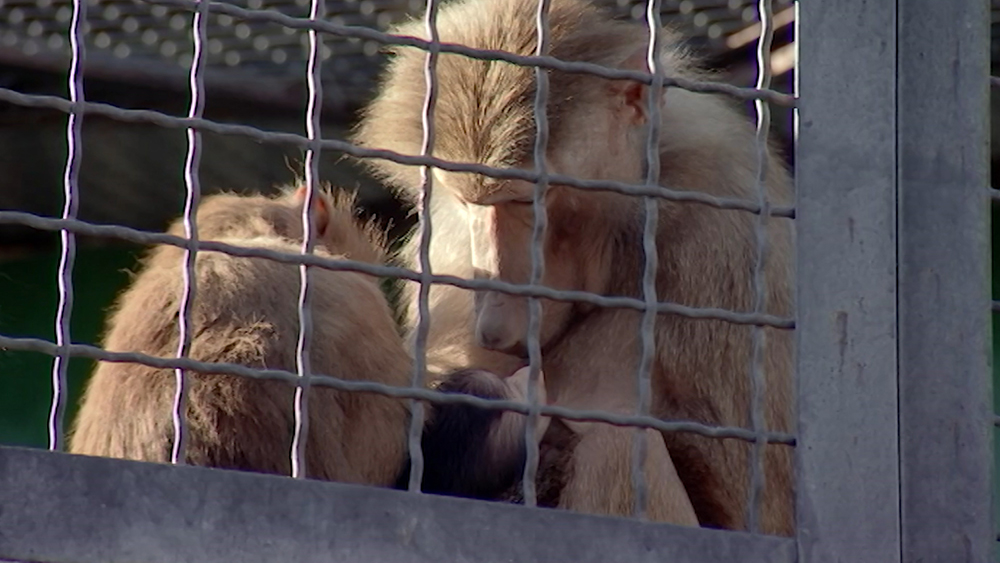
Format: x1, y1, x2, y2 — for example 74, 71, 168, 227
0, 0, 993, 562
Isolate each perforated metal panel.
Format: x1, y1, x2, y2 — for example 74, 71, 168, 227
0, 0, 796, 107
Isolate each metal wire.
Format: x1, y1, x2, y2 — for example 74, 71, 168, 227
136, 0, 796, 107
0, 334, 796, 445
746, 0, 775, 534
405, 0, 440, 493
0, 87, 792, 219
630, 0, 664, 521
0, 0, 915, 543
289, 0, 325, 481
170, 0, 208, 465
0, 209, 794, 329
48, 0, 86, 452
520, 0, 551, 509
4, 2, 810, 498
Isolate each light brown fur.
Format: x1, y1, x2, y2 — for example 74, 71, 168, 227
68, 186, 411, 486
354, 0, 794, 534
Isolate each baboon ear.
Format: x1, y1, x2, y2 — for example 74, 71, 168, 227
292, 185, 331, 238
609, 46, 655, 126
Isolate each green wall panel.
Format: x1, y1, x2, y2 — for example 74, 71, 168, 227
0, 243, 140, 447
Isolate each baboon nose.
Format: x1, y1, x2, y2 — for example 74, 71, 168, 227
475, 330, 504, 351
475, 324, 517, 352
475, 311, 526, 354
476, 332, 528, 358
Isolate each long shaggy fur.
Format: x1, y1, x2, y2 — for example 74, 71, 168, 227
354, 0, 794, 535
68, 186, 411, 486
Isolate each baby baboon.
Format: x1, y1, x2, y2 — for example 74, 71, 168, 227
354, 0, 793, 534
399, 365, 551, 500
69, 185, 411, 486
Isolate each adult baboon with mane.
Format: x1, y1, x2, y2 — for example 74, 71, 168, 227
354, 0, 793, 534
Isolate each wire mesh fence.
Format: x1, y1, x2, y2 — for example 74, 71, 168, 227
0, 0, 992, 562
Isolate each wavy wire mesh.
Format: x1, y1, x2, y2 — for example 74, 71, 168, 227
746, 0, 774, 534
288, 0, 325, 479
631, 0, 663, 521
2, 0, 797, 527
404, 0, 439, 493
47, 0, 86, 453
170, 0, 207, 465
522, 0, 550, 510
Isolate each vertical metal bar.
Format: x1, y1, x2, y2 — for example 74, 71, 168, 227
172, 0, 208, 466
406, 0, 440, 493
49, 0, 86, 452
896, 0, 993, 559
521, 0, 550, 509
291, 0, 325, 479
795, 0, 901, 561
631, 0, 662, 521
746, 0, 774, 534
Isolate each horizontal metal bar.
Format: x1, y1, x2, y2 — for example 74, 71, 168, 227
138, 0, 796, 106
0, 210, 795, 329
0, 445, 797, 563
0, 86, 795, 219
0, 334, 797, 445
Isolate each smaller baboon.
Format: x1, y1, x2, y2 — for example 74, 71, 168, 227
406, 366, 694, 526
69, 185, 571, 498
69, 185, 411, 486
401, 365, 550, 500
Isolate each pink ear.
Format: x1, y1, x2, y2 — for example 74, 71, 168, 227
623, 81, 647, 124
613, 46, 656, 125
292, 185, 330, 238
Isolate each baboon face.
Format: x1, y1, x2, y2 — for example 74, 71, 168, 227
453, 79, 651, 357
463, 190, 578, 356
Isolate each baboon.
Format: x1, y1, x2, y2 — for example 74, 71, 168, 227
353, 0, 793, 534
68, 185, 574, 499
406, 365, 695, 529
69, 185, 411, 485
399, 365, 551, 500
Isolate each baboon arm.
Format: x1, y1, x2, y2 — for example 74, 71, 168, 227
536, 311, 695, 525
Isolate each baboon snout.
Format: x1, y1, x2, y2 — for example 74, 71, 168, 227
475, 313, 522, 352
474, 294, 526, 354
